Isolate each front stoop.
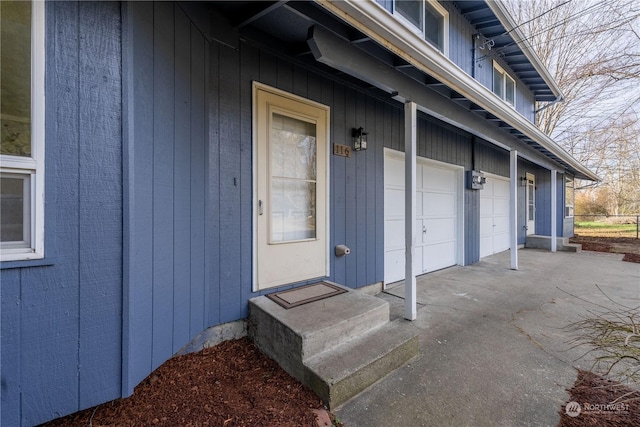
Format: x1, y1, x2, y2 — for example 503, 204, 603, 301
525, 235, 582, 252
248, 285, 419, 409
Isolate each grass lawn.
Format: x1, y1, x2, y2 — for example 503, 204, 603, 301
574, 221, 638, 238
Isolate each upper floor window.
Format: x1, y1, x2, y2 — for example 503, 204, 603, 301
493, 61, 515, 107
565, 176, 574, 218
1, 0, 45, 262
394, 0, 449, 54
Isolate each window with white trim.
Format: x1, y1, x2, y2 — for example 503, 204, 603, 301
565, 176, 574, 218
393, 0, 449, 54
493, 61, 515, 107
1, 0, 45, 261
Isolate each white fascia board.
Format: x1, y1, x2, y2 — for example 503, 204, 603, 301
315, 0, 598, 181
487, 0, 564, 101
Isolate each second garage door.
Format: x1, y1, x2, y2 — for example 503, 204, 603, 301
384, 149, 462, 284
480, 174, 510, 258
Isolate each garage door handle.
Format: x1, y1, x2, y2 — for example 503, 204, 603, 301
422, 226, 427, 234
258, 200, 264, 216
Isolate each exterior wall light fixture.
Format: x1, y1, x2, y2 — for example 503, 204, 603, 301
352, 127, 368, 151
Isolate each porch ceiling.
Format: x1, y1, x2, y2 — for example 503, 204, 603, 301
208, 0, 595, 180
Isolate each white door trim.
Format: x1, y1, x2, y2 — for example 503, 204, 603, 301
526, 172, 535, 235
383, 148, 465, 286
252, 82, 331, 291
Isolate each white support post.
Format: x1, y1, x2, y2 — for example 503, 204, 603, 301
551, 169, 557, 252
510, 150, 518, 270
404, 101, 417, 321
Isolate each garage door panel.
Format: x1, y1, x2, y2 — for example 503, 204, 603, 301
423, 166, 456, 192
494, 217, 509, 234
479, 175, 511, 258
386, 156, 404, 186
384, 249, 404, 284
385, 219, 404, 250
385, 188, 404, 217
480, 236, 493, 258
424, 241, 456, 272
480, 197, 493, 215
494, 198, 509, 216
494, 179, 509, 195
425, 218, 455, 243
423, 192, 456, 217
384, 150, 460, 283
494, 232, 510, 253
480, 216, 494, 237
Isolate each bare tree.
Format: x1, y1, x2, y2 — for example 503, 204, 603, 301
504, 0, 640, 214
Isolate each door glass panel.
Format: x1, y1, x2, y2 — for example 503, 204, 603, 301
1, 0, 32, 157
270, 113, 316, 243
527, 180, 535, 220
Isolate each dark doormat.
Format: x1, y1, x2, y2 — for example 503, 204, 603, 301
266, 281, 347, 309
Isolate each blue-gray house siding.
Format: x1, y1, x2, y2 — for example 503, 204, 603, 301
1, 2, 123, 425
1, 1, 579, 425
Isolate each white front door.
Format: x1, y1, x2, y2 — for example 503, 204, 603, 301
480, 174, 510, 258
254, 83, 329, 290
526, 173, 535, 235
383, 149, 461, 284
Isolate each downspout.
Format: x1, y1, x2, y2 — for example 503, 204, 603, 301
534, 95, 563, 115
471, 34, 479, 79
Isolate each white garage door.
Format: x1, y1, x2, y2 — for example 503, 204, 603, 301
480, 174, 510, 258
384, 149, 461, 284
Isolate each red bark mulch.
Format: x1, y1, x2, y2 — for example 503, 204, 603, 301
558, 369, 640, 426
570, 236, 640, 263
42, 338, 337, 427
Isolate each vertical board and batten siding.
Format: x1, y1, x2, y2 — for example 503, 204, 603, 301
123, 2, 208, 395
1, 2, 123, 426
123, 4, 393, 396
444, 1, 473, 75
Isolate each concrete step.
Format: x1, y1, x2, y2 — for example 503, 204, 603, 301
304, 319, 419, 409
525, 235, 581, 252
248, 283, 419, 410
249, 284, 391, 381
562, 242, 582, 252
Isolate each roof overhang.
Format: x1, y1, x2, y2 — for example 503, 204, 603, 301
315, 0, 598, 181
458, 0, 564, 102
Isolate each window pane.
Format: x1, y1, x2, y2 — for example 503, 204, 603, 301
1, 1, 32, 157
424, 2, 443, 51
505, 76, 515, 105
1, 176, 29, 243
493, 68, 504, 99
271, 179, 316, 242
396, 0, 423, 31
270, 113, 317, 243
270, 113, 316, 181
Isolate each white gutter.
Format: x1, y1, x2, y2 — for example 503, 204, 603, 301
315, 0, 599, 181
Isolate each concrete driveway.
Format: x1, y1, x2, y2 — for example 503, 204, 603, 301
335, 249, 640, 427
